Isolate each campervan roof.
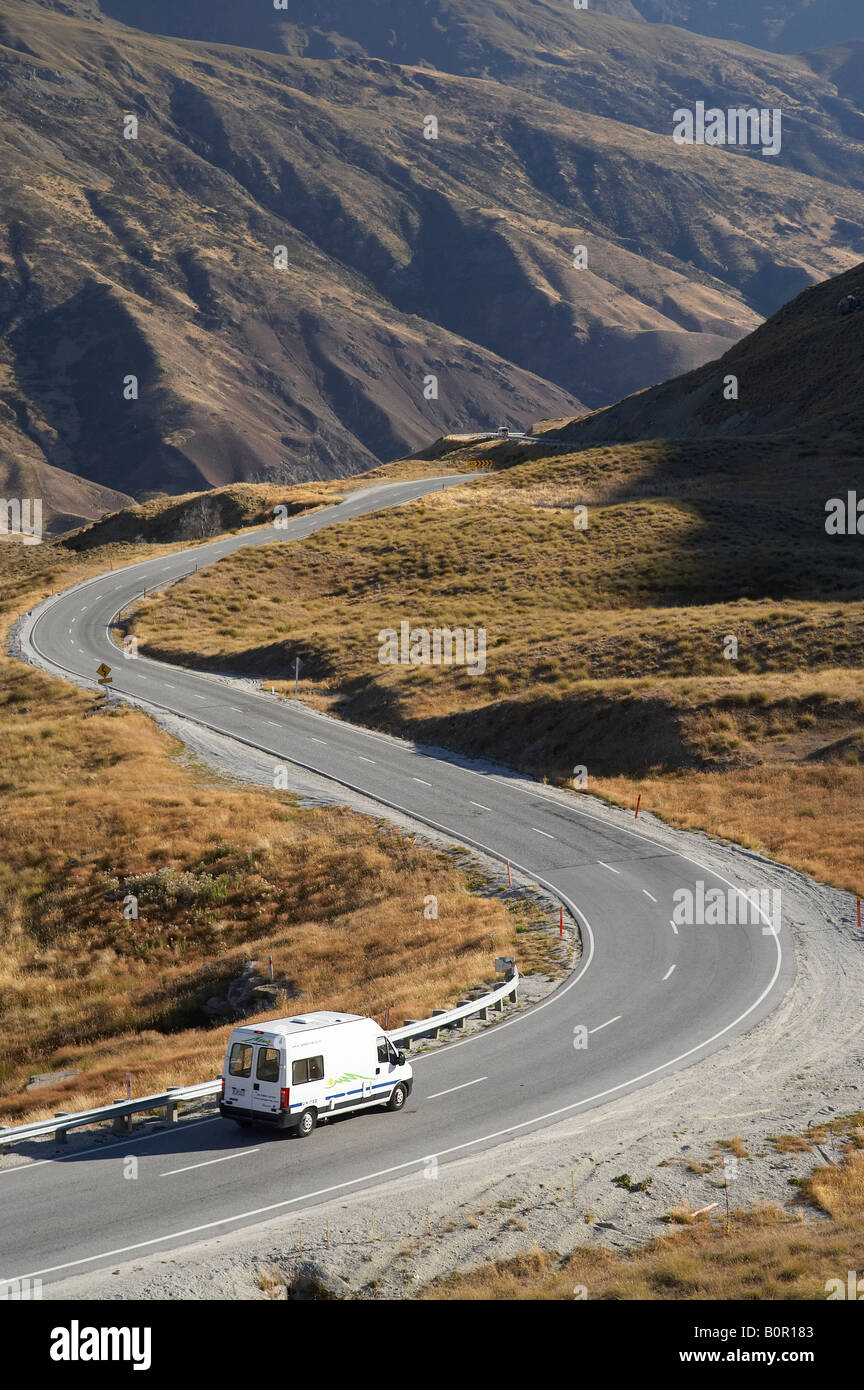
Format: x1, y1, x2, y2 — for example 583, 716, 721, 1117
239, 1011, 367, 1038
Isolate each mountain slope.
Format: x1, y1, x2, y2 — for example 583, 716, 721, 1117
3, 0, 864, 501
95, 1, 864, 194
0, 1, 585, 496
97, 0, 864, 62
633, 1, 864, 53
0, 413, 132, 533
538, 260, 864, 444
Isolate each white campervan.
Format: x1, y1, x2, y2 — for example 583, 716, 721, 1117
219, 1011, 413, 1137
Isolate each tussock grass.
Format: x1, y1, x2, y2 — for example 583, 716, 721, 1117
63, 483, 341, 551
421, 1149, 864, 1300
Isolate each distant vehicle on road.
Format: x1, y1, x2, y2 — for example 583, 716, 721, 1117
496, 425, 510, 437
219, 1011, 413, 1137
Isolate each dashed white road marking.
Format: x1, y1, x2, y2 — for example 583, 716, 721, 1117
427, 1077, 487, 1100
160, 1150, 260, 1178
264, 720, 280, 727
309, 737, 327, 745
598, 861, 620, 874
670, 920, 679, 935
588, 1016, 621, 1035
642, 889, 657, 903
358, 756, 376, 764
662, 964, 677, 981
229, 707, 243, 713
470, 801, 492, 811
412, 777, 432, 786
532, 827, 555, 839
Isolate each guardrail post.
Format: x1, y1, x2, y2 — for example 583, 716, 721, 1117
54, 1113, 70, 1143
165, 1088, 181, 1125
428, 1009, 448, 1039
112, 1102, 132, 1136
451, 1002, 470, 1029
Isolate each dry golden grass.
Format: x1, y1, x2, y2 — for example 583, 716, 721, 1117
63, 482, 341, 550
592, 758, 864, 895
422, 1147, 864, 1301
129, 443, 864, 894
0, 540, 541, 1125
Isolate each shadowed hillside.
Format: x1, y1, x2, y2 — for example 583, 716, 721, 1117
539, 261, 864, 445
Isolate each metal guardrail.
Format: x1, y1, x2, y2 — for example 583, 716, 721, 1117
0, 971, 519, 1148
389, 968, 519, 1043
0, 1081, 221, 1147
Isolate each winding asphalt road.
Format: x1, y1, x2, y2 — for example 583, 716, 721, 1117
2, 475, 794, 1287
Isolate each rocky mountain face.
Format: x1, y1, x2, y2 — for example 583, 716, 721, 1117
1, 0, 863, 513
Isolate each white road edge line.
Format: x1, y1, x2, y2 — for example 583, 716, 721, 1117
160, 1150, 259, 1178
427, 1077, 487, 1100
588, 1016, 621, 1035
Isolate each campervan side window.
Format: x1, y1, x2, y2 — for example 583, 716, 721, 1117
377, 1037, 389, 1064
229, 1042, 253, 1078
256, 1047, 280, 1082
292, 1055, 324, 1085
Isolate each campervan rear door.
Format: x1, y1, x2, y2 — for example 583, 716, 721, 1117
249, 1036, 283, 1117
224, 1031, 256, 1110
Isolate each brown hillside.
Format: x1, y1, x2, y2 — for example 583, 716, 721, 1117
541, 261, 864, 444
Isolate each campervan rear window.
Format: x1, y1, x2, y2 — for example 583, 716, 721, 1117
292, 1055, 324, 1085
256, 1047, 280, 1082
228, 1042, 253, 1077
